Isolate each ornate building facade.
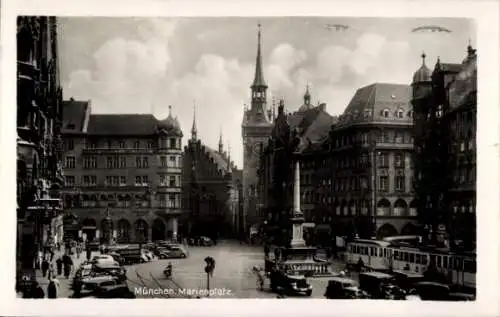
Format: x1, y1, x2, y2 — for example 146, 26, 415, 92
17, 16, 65, 281
182, 109, 243, 240
241, 25, 274, 236
61, 102, 185, 244
412, 46, 477, 251
328, 83, 418, 241
258, 91, 336, 247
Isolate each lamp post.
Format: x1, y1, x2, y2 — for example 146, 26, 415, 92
370, 138, 379, 239
104, 208, 112, 246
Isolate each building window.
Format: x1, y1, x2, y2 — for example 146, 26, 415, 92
169, 176, 176, 187
395, 132, 403, 143
382, 109, 390, 118
83, 157, 91, 169
83, 175, 90, 187
397, 108, 404, 118
119, 141, 125, 149
134, 141, 140, 149
142, 176, 149, 186
107, 140, 113, 148
160, 156, 167, 168
65, 156, 76, 169
67, 139, 74, 151
408, 110, 413, 118
377, 153, 388, 167
168, 194, 176, 208
378, 176, 388, 191
460, 142, 466, 152
168, 156, 176, 168
120, 157, 126, 168
65, 176, 75, 187
105, 176, 111, 187
395, 176, 405, 191
107, 157, 113, 169
112, 176, 119, 187
113, 156, 119, 169
159, 175, 167, 186
143, 157, 149, 168
159, 194, 167, 208
135, 176, 141, 186
170, 138, 178, 149
364, 109, 372, 117
147, 141, 153, 150
136, 157, 142, 168
394, 153, 404, 168
120, 176, 127, 186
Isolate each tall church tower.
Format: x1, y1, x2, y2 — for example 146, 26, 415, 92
241, 23, 273, 235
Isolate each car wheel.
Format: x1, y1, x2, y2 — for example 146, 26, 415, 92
306, 290, 312, 296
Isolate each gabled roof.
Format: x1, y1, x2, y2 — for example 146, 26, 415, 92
62, 100, 89, 134
203, 145, 233, 174
87, 114, 159, 136
336, 83, 412, 127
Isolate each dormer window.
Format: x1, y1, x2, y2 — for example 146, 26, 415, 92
397, 108, 404, 118
408, 110, 413, 118
364, 109, 372, 117
382, 109, 390, 118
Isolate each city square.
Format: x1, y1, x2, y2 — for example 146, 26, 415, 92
15, 16, 477, 300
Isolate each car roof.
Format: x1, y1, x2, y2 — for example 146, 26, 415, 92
360, 271, 394, 279
328, 277, 357, 284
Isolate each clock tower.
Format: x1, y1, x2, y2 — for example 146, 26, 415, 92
241, 23, 273, 235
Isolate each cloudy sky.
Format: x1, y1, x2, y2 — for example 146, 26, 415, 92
59, 17, 475, 168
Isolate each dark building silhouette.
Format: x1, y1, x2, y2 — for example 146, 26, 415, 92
411, 46, 477, 251
17, 16, 65, 283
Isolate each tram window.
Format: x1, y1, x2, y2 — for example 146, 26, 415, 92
429, 254, 436, 264
352, 245, 356, 253
421, 254, 428, 265
403, 252, 409, 262
437, 256, 442, 268
383, 248, 387, 258
448, 257, 453, 269
443, 257, 448, 269
409, 253, 415, 263
416, 254, 421, 264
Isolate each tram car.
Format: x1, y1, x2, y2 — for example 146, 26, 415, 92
345, 239, 392, 271
346, 237, 476, 290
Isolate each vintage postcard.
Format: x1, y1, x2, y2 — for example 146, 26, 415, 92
1, 0, 499, 316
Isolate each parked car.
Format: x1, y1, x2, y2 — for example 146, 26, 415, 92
164, 245, 188, 258
108, 252, 125, 266
324, 276, 359, 299
81, 274, 120, 291
91, 255, 118, 265
343, 286, 371, 299
359, 271, 397, 299
200, 236, 214, 246
156, 249, 171, 259
93, 284, 136, 298
270, 270, 312, 296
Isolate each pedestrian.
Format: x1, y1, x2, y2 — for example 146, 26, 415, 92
264, 244, 270, 259
49, 248, 55, 262
32, 281, 45, 299
62, 254, 73, 279
41, 258, 49, 277
48, 262, 56, 279
86, 248, 92, 261
47, 277, 58, 299
56, 257, 63, 276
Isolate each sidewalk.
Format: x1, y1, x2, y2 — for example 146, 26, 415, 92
17, 248, 100, 298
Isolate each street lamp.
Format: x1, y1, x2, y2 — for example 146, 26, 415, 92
104, 208, 113, 246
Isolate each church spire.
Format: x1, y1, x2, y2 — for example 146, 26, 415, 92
252, 23, 266, 88
218, 127, 223, 153
191, 101, 197, 141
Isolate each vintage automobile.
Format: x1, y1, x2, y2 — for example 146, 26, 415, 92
91, 255, 119, 266
270, 270, 312, 296
93, 283, 136, 298
155, 248, 172, 259
324, 276, 359, 299
81, 274, 121, 291
343, 286, 371, 299
414, 281, 451, 301
107, 252, 126, 266
359, 271, 399, 299
164, 245, 188, 259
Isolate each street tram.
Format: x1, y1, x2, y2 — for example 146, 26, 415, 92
345, 239, 392, 271
346, 238, 476, 289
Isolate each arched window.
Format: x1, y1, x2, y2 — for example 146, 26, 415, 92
397, 108, 404, 118
382, 109, 390, 118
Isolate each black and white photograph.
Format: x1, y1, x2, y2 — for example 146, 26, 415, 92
2, 0, 500, 316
